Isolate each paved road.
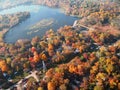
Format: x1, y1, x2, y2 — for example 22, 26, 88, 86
7, 70, 40, 90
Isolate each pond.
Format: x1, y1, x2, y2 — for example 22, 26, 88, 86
0, 5, 78, 43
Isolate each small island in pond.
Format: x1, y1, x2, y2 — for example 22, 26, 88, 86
27, 18, 55, 35
29, 18, 55, 30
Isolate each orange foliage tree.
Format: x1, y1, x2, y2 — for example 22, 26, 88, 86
0, 60, 9, 72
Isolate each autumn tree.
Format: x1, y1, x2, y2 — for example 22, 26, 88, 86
0, 60, 9, 72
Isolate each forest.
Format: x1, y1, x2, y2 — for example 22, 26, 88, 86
0, 0, 120, 90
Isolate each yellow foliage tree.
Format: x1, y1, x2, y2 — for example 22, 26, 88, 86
38, 87, 44, 90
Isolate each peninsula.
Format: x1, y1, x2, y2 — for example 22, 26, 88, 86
0, 12, 30, 42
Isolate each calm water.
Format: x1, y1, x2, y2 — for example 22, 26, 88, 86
0, 5, 77, 43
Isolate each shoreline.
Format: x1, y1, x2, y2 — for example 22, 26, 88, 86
3, 19, 78, 44
0, 12, 30, 43
0, 29, 9, 42
1, 5, 78, 44
72, 20, 78, 28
